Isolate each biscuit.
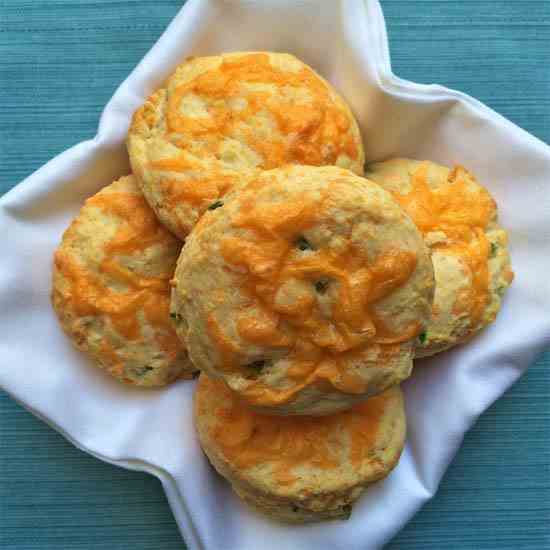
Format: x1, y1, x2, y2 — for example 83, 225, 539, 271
366, 159, 514, 357
195, 374, 406, 523
127, 51, 365, 239
52, 175, 196, 386
172, 165, 434, 414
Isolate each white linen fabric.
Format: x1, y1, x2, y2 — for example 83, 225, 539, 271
1, 1, 549, 549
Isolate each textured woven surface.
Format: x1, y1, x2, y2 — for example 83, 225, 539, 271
0, 1, 549, 548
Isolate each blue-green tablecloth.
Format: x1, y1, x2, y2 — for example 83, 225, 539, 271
1, 1, 549, 548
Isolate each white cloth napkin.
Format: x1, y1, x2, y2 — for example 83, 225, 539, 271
1, 1, 549, 549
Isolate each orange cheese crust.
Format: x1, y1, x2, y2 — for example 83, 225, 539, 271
172, 165, 434, 414
366, 159, 514, 356
390, 163, 494, 326
196, 375, 396, 483
194, 374, 406, 521
52, 176, 195, 386
128, 52, 365, 238
165, 53, 360, 168
208, 179, 418, 404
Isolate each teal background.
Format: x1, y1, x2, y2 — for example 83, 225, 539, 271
0, 1, 548, 548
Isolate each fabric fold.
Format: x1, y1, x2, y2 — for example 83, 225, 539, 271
1, 1, 549, 549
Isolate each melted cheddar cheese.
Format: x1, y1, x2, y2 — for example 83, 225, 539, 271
207, 178, 419, 406
166, 53, 359, 168
54, 189, 182, 379
197, 375, 392, 485
142, 53, 361, 229
390, 163, 495, 326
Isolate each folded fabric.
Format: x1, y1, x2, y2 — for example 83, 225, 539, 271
0, 1, 549, 549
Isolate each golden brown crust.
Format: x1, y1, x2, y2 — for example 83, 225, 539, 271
194, 374, 406, 523
366, 158, 514, 357
173, 165, 434, 414
51, 175, 197, 387
127, 51, 365, 239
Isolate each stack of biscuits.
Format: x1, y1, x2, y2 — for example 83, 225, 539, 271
52, 52, 514, 523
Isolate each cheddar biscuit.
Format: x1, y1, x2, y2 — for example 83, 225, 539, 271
128, 51, 365, 239
366, 159, 514, 357
52, 175, 196, 386
195, 374, 406, 523
172, 165, 434, 415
